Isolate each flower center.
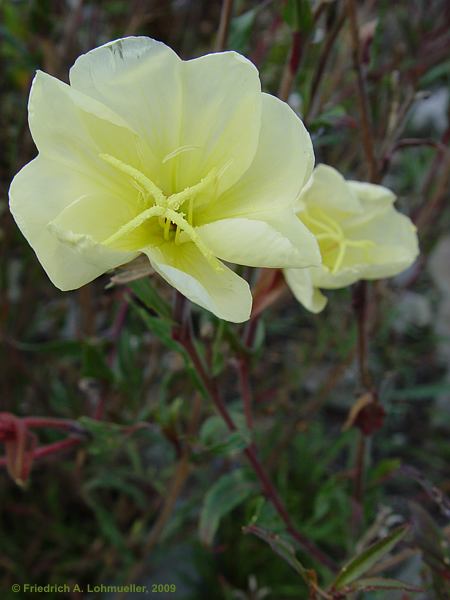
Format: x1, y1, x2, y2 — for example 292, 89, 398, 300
301, 207, 374, 273
99, 154, 222, 270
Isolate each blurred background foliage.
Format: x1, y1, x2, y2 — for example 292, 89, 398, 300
0, 0, 450, 598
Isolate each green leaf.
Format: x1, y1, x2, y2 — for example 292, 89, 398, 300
389, 382, 450, 401
85, 473, 147, 509
282, 0, 313, 32
81, 342, 113, 382
229, 8, 258, 53
199, 412, 250, 457
78, 416, 124, 456
84, 494, 133, 564
129, 278, 171, 319
12, 339, 82, 356
243, 524, 312, 585
332, 525, 409, 589
199, 470, 254, 546
309, 105, 347, 130
209, 431, 250, 456
342, 577, 422, 594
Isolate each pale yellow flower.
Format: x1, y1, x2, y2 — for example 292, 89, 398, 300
284, 164, 419, 313
9, 37, 320, 322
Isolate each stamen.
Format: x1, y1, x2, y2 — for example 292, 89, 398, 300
302, 207, 374, 274
164, 208, 223, 271
103, 205, 165, 247
162, 145, 200, 164
188, 196, 194, 225
304, 213, 337, 237
315, 207, 344, 237
93, 156, 219, 267
167, 168, 217, 210
99, 154, 166, 206
163, 217, 171, 241
332, 244, 347, 273
174, 225, 182, 245
346, 239, 375, 249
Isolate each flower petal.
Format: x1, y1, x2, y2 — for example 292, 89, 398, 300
69, 37, 181, 184
70, 38, 262, 194
284, 267, 328, 313
198, 92, 314, 223
196, 212, 321, 268
345, 210, 419, 280
299, 164, 362, 213
178, 51, 261, 193
29, 70, 153, 180
144, 243, 252, 322
347, 181, 396, 205
9, 156, 136, 290
311, 211, 419, 289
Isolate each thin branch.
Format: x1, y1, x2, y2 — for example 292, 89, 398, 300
278, 30, 302, 102
175, 310, 337, 572
215, 0, 234, 52
237, 316, 261, 431
415, 157, 450, 231
237, 358, 253, 430
346, 0, 378, 182
352, 281, 371, 390
353, 433, 366, 505
381, 137, 447, 176
306, 8, 347, 123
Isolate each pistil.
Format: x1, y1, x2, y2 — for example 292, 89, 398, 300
99, 154, 221, 270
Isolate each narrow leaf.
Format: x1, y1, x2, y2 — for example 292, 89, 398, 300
199, 470, 254, 546
333, 525, 409, 589
129, 278, 171, 319
243, 524, 309, 580
342, 577, 422, 594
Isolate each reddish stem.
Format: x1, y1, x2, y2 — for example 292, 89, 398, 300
173, 307, 337, 572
